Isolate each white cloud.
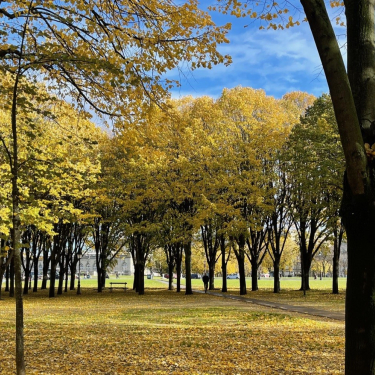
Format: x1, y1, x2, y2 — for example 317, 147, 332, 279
168, 14, 332, 99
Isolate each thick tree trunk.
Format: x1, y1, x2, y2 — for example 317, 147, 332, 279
184, 241, 192, 295
168, 262, 174, 291
273, 257, 281, 293
138, 262, 145, 295
49, 267, 57, 298
300, 254, 311, 292
133, 263, 139, 292
251, 260, 258, 291
70, 262, 77, 291
238, 254, 246, 295
343, 193, 375, 374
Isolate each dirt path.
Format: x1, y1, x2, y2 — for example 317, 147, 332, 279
158, 279, 344, 321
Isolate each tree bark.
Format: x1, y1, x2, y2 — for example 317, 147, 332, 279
138, 261, 145, 295
184, 241, 193, 295
176, 256, 181, 293
300, 252, 311, 292
235, 235, 247, 295
344, 192, 375, 374
9, 256, 15, 297
251, 259, 258, 292
273, 256, 281, 293
168, 262, 174, 291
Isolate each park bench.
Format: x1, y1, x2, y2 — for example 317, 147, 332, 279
109, 282, 128, 292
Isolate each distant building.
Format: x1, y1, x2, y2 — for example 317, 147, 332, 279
79, 252, 134, 276
37, 252, 134, 276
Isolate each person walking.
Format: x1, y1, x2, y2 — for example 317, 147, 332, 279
202, 273, 209, 293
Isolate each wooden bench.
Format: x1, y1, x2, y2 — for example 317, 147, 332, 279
109, 282, 128, 292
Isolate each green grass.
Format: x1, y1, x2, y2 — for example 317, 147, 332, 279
20, 275, 346, 313
180, 276, 347, 291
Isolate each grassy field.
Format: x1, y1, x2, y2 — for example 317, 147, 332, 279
20, 275, 346, 313
0, 286, 344, 374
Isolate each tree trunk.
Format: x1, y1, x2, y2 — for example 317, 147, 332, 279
344, 193, 375, 374
208, 261, 215, 290
168, 262, 174, 291
251, 260, 258, 291
238, 255, 246, 295
49, 247, 57, 298
133, 263, 139, 292
49, 266, 57, 298
13, 230, 25, 375
184, 241, 192, 295
332, 238, 340, 294
10, 256, 15, 297
220, 236, 227, 293
33, 258, 38, 292
57, 258, 64, 295
273, 257, 281, 293
23, 263, 30, 295
138, 262, 145, 295
70, 262, 77, 291
175, 246, 183, 293
236, 235, 247, 295
41, 249, 49, 290
176, 259, 181, 293
5, 263, 10, 292
300, 254, 311, 292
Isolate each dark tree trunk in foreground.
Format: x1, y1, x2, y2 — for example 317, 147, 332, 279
301, 0, 375, 373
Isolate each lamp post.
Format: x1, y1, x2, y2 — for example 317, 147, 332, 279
77, 251, 82, 295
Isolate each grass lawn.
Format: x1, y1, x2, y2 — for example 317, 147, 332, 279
179, 276, 346, 313
0, 282, 344, 374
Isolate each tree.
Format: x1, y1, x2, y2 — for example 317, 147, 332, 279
283, 95, 344, 291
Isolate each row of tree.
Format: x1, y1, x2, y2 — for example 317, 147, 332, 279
105, 89, 345, 296
2, 85, 345, 302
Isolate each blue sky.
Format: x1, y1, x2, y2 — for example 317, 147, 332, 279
169, 3, 342, 100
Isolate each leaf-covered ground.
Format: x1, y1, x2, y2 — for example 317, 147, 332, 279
0, 288, 344, 374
